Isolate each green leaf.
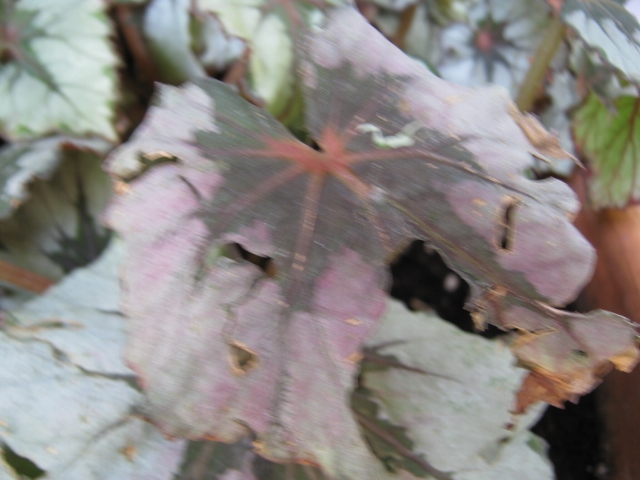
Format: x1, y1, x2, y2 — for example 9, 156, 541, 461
0, 146, 112, 281
0, 455, 20, 480
143, 0, 207, 84
196, 0, 339, 116
7, 241, 124, 374
0, 137, 110, 219
360, 301, 553, 480
561, 0, 640, 85
573, 92, 640, 208
0, 243, 186, 480
0, 0, 119, 141
436, 0, 551, 97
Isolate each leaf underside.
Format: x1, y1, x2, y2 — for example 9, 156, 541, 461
561, 0, 640, 85
105, 6, 639, 479
573, 92, 640, 209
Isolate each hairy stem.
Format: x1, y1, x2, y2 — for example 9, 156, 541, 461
515, 14, 565, 112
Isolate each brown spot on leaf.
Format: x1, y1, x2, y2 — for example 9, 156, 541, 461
121, 444, 137, 462
229, 341, 259, 375
345, 318, 361, 326
114, 181, 131, 195
346, 352, 363, 364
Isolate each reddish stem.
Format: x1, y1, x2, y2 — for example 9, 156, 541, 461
0, 259, 54, 294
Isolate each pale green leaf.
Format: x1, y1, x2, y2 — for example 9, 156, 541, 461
0, 244, 186, 480
7, 241, 125, 374
197, 0, 294, 114
0, 457, 19, 480
562, 0, 640, 85
361, 301, 553, 479
193, 14, 246, 73
0, 0, 119, 141
0, 136, 111, 219
143, 0, 207, 84
435, 0, 551, 97
0, 147, 112, 281
196, 0, 344, 116
573, 92, 640, 208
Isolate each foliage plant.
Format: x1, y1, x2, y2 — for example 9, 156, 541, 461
1, 0, 640, 479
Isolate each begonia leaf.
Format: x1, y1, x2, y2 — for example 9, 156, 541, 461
561, 0, 640, 85
0, 142, 112, 281
105, 6, 638, 478
196, 0, 343, 116
0, 458, 18, 480
358, 301, 553, 479
143, 0, 207, 84
7, 241, 125, 374
0, 243, 186, 480
0, 136, 110, 220
436, 0, 551, 97
573, 92, 640, 208
177, 439, 328, 479
0, 0, 119, 141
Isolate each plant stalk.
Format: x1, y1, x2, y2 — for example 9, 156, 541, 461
393, 3, 418, 50
0, 260, 54, 293
515, 14, 565, 112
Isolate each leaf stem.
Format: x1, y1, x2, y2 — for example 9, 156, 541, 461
393, 3, 418, 50
0, 259, 54, 293
515, 14, 565, 112
114, 5, 158, 82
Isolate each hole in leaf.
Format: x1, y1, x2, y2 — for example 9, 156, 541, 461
389, 240, 503, 338
309, 139, 322, 151
227, 243, 276, 277
228, 342, 259, 375
497, 197, 518, 252
2, 445, 45, 479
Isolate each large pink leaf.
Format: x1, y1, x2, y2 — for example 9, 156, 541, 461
106, 6, 639, 477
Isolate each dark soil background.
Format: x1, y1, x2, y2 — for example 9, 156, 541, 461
390, 240, 607, 480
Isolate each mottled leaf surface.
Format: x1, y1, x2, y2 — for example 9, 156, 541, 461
561, 0, 640, 85
436, 0, 550, 97
107, 162, 389, 479
177, 439, 328, 480
6, 241, 126, 375
0, 137, 110, 219
197, 0, 343, 116
106, 6, 638, 477
0, 244, 186, 480
0, 145, 112, 280
359, 301, 553, 480
573, 92, 640, 208
0, 0, 119, 141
